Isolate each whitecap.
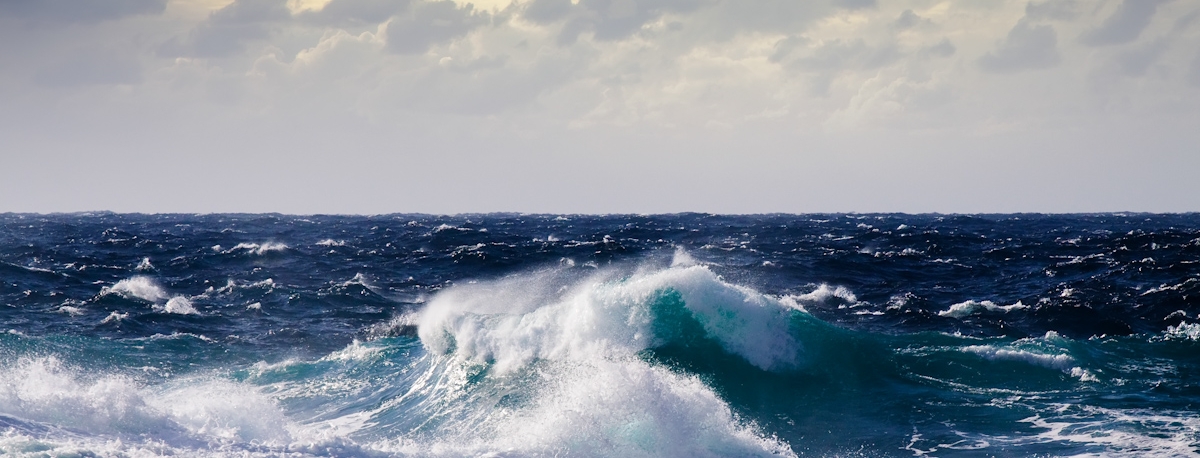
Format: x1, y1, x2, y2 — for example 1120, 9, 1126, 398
1163, 322, 1200, 341
226, 242, 289, 255
157, 296, 198, 315
938, 300, 1028, 318
962, 345, 1074, 371
785, 284, 858, 309
100, 276, 168, 303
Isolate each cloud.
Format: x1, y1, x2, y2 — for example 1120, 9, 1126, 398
300, 0, 412, 26
1025, 0, 1081, 21
979, 19, 1061, 73
0, 0, 167, 24
521, 0, 709, 44
777, 38, 900, 95
892, 9, 929, 30
385, 1, 490, 54
159, 0, 291, 58
1114, 39, 1168, 77
832, 0, 875, 10
1081, 0, 1168, 47
920, 38, 955, 58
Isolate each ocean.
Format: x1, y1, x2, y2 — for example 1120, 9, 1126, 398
1, 213, 1198, 457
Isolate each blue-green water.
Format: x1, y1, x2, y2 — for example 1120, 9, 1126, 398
1, 213, 1198, 456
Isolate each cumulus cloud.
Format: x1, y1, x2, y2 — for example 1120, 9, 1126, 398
1024, 0, 1081, 21
1081, 0, 1168, 47
521, 0, 708, 45
979, 19, 1061, 73
385, 1, 490, 54
892, 9, 929, 30
301, 0, 413, 25
159, 0, 292, 58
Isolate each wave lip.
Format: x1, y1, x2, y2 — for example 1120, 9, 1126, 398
416, 264, 804, 373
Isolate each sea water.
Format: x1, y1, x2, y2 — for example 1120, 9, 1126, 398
1, 213, 1198, 456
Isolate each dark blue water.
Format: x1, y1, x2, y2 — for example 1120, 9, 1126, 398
1, 213, 1198, 456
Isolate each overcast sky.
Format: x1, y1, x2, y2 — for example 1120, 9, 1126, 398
2, 0, 1198, 214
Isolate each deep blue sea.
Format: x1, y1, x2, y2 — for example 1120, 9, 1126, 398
1, 213, 1199, 457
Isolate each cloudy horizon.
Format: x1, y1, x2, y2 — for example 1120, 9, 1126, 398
2, 0, 1198, 214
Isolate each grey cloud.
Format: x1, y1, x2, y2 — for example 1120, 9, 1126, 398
300, 0, 412, 25
1115, 39, 1167, 76
35, 49, 142, 86
386, 1, 489, 54
389, 51, 585, 115
524, 0, 573, 23
979, 19, 1061, 73
0, 0, 166, 24
1081, 0, 1168, 47
691, 1, 839, 43
921, 38, 955, 58
792, 39, 899, 72
893, 10, 926, 30
778, 39, 900, 95
159, 0, 290, 58
1024, 0, 1080, 21
522, 0, 707, 44
769, 35, 808, 63
832, 0, 875, 10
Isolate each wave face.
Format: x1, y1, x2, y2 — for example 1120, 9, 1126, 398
2, 213, 1200, 456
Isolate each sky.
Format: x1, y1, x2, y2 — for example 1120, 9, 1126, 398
1, 0, 1198, 214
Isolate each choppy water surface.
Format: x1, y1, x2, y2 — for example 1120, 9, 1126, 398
2, 213, 1199, 456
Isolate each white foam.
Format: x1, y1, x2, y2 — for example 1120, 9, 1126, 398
962, 345, 1074, 371
316, 239, 346, 247
0, 357, 297, 450
670, 246, 700, 267
226, 242, 289, 255
320, 340, 382, 362
417, 265, 803, 373
135, 257, 154, 271
100, 311, 128, 323
438, 360, 794, 457
938, 300, 1028, 318
786, 284, 858, 307
1019, 405, 1200, 457
150, 378, 293, 443
0, 357, 162, 435
1163, 322, 1200, 341
158, 296, 198, 315
101, 276, 168, 303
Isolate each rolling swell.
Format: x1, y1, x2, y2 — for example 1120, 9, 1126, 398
1, 213, 1200, 456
